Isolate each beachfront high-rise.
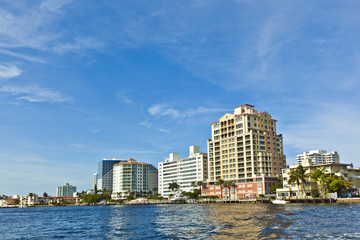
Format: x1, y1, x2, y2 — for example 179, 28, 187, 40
206, 104, 286, 198
158, 146, 208, 198
97, 159, 126, 191
112, 158, 158, 199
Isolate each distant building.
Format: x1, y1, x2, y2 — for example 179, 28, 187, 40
158, 146, 208, 198
297, 150, 339, 165
93, 173, 97, 190
112, 158, 158, 199
20, 194, 39, 206
97, 159, 126, 191
57, 183, 77, 197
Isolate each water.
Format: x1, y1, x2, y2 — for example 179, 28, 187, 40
1, 203, 360, 239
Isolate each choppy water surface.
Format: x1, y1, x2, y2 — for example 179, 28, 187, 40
1, 203, 359, 239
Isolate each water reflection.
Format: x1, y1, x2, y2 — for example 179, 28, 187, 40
207, 204, 293, 239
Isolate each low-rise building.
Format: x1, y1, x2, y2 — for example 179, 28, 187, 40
20, 194, 39, 206
277, 158, 360, 199
158, 146, 208, 198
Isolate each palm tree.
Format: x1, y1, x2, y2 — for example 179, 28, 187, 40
310, 166, 329, 198
288, 165, 310, 199
191, 181, 197, 191
168, 181, 180, 194
224, 181, 236, 200
216, 179, 224, 199
197, 181, 204, 197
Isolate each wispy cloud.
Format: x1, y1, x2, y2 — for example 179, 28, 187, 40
54, 37, 104, 55
0, 85, 73, 103
139, 120, 169, 133
148, 103, 179, 119
0, 64, 21, 80
0, 49, 45, 63
116, 92, 133, 105
148, 103, 228, 120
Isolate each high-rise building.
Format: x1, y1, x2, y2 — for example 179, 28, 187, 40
57, 183, 76, 197
93, 173, 97, 190
97, 159, 126, 191
112, 158, 158, 199
296, 150, 339, 165
158, 146, 208, 198
206, 104, 286, 199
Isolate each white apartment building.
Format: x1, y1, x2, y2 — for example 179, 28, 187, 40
112, 158, 157, 199
297, 150, 339, 165
158, 146, 208, 198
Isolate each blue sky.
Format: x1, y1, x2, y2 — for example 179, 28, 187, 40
1, 0, 360, 196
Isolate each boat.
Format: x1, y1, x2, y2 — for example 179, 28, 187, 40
271, 199, 289, 204
170, 194, 186, 203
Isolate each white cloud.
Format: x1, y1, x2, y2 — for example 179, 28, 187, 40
116, 92, 133, 105
54, 37, 104, 55
148, 103, 228, 120
40, 0, 73, 12
0, 85, 72, 103
148, 103, 180, 119
0, 49, 45, 63
139, 120, 169, 133
0, 64, 21, 79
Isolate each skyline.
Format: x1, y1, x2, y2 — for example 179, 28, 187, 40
1, 0, 360, 196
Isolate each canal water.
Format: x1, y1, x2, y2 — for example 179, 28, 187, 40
1, 203, 359, 239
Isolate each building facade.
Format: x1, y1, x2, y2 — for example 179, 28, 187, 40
97, 159, 126, 191
158, 146, 208, 198
206, 104, 286, 199
57, 183, 77, 197
112, 158, 158, 199
277, 158, 360, 198
296, 150, 340, 165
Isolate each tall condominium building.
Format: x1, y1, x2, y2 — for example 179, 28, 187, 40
296, 150, 340, 165
112, 158, 158, 199
57, 183, 76, 197
97, 159, 126, 191
158, 146, 208, 198
206, 104, 286, 199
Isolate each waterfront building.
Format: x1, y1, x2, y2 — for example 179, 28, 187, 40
206, 104, 287, 199
93, 173, 97, 190
277, 158, 360, 198
158, 146, 208, 198
149, 165, 158, 193
20, 194, 39, 206
112, 158, 158, 199
97, 159, 126, 191
57, 183, 77, 197
296, 150, 339, 165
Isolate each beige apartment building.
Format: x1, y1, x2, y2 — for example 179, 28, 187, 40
206, 104, 286, 199
277, 158, 360, 199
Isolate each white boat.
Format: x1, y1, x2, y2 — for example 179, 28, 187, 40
170, 194, 186, 203
271, 199, 289, 204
